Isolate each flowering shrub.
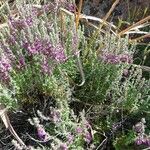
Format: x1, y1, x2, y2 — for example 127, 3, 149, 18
0, 0, 150, 150
0, 0, 78, 107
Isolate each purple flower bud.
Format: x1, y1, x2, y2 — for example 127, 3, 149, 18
51, 45, 66, 62
101, 53, 120, 64
50, 109, 61, 123
133, 122, 145, 134
0, 56, 12, 80
27, 45, 38, 55
67, 133, 74, 143
9, 16, 33, 29
66, 3, 76, 12
84, 131, 92, 144
42, 3, 57, 13
37, 126, 47, 141
123, 69, 129, 77
26, 16, 33, 26
142, 137, 147, 145
0, 72, 10, 82
19, 56, 25, 67
41, 59, 52, 75
59, 143, 68, 150
76, 127, 83, 134
22, 40, 29, 49
146, 138, 150, 146
135, 137, 143, 145
84, 121, 91, 129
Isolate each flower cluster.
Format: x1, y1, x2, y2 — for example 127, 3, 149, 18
9, 16, 33, 30
133, 118, 145, 134
59, 143, 68, 150
50, 107, 61, 123
67, 133, 74, 143
101, 52, 133, 64
135, 135, 150, 146
28, 117, 50, 141
23, 38, 66, 62
76, 120, 93, 144
65, 3, 76, 12
0, 55, 12, 82
133, 118, 150, 147
18, 55, 26, 68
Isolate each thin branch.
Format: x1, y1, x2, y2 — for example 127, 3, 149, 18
96, 133, 107, 150
0, 105, 26, 148
76, 0, 83, 30
103, 0, 120, 21
118, 15, 150, 36
97, 0, 120, 32
130, 34, 150, 42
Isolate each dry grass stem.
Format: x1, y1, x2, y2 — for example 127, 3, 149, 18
118, 15, 150, 36
103, 0, 120, 21
76, 0, 83, 30
130, 34, 150, 42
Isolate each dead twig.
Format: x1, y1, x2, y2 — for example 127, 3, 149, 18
130, 34, 150, 43
0, 104, 27, 148
118, 15, 150, 36
75, 0, 83, 30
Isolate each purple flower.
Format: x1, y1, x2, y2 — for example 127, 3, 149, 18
41, 59, 52, 75
27, 39, 43, 55
50, 108, 61, 123
76, 127, 83, 134
37, 126, 47, 141
18, 56, 25, 67
25, 16, 33, 26
66, 3, 76, 12
142, 137, 148, 145
101, 52, 133, 64
123, 69, 129, 77
23, 39, 41, 55
135, 137, 143, 145
33, 39, 43, 51
28, 45, 38, 54
84, 121, 91, 129
32, 7, 39, 16
84, 131, 92, 144
22, 40, 29, 49
9, 16, 33, 29
22, 38, 66, 63
59, 143, 68, 150
67, 133, 74, 143
42, 3, 57, 13
51, 45, 66, 62
146, 138, 150, 146
133, 122, 145, 134
0, 56, 12, 82
42, 40, 53, 56
0, 72, 10, 82
1, 61, 12, 72
6, 33, 17, 46
135, 136, 149, 146
101, 53, 119, 64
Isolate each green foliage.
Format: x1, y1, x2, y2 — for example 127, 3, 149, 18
113, 130, 136, 150
0, 0, 150, 149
